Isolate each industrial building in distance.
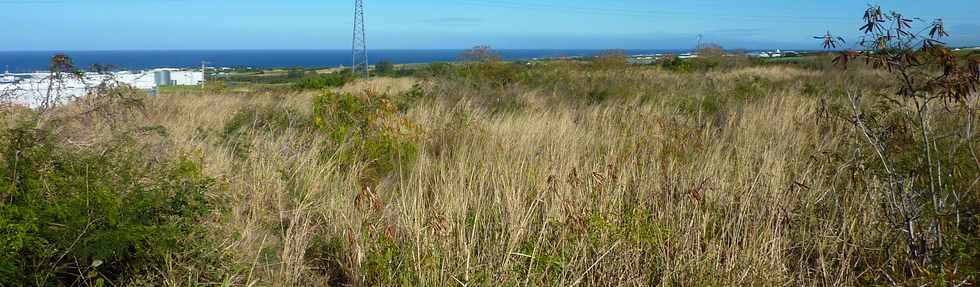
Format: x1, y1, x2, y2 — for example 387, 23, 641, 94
0, 68, 203, 108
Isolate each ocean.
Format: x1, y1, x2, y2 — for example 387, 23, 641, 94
0, 49, 685, 72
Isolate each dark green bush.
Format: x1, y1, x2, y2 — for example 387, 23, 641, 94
306, 235, 351, 285
286, 68, 306, 79
659, 56, 693, 72
0, 121, 214, 285
460, 61, 525, 87
375, 60, 395, 76
294, 73, 351, 90
659, 57, 719, 72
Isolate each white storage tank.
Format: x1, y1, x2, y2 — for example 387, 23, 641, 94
154, 70, 172, 86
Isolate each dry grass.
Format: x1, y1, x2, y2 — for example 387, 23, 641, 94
135, 65, 975, 286
708, 65, 821, 80
340, 77, 417, 96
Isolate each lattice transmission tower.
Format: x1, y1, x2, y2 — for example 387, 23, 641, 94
351, 0, 369, 79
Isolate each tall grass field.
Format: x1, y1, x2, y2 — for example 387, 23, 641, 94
2, 52, 978, 286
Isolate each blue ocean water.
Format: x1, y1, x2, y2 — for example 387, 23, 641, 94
0, 49, 685, 72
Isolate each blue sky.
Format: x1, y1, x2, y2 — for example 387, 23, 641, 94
1, 0, 978, 50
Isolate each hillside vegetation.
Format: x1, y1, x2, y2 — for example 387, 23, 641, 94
3, 50, 977, 286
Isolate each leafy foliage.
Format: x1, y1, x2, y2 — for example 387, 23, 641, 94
375, 60, 395, 76
425, 62, 455, 78
312, 91, 418, 183
658, 56, 720, 72
450, 46, 524, 87
294, 72, 351, 90
0, 121, 214, 285
816, 5, 980, 282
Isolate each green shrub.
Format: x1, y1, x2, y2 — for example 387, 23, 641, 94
362, 234, 416, 285
401, 83, 429, 109
0, 121, 214, 285
312, 91, 418, 183
223, 104, 309, 158
293, 73, 351, 90
313, 92, 367, 143
286, 68, 307, 79
591, 50, 628, 70
460, 61, 524, 87
452, 46, 526, 87
375, 60, 395, 76
223, 104, 308, 137
660, 57, 719, 72
659, 56, 692, 72
425, 62, 455, 78
305, 235, 351, 285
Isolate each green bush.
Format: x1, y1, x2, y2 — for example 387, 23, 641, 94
312, 91, 418, 183
223, 104, 310, 158
460, 61, 524, 87
375, 60, 395, 76
313, 92, 368, 143
223, 104, 309, 137
293, 73, 351, 90
425, 62, 455, 78
659, 57, 719, 72
305, 235, 351, 285
286, 68, 307, 79
362, 234, 416, 285
0, 121, 214, 285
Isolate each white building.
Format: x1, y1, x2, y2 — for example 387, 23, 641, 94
170, 71, 205, 85
0, 69, 203, 108
150, 69, 204, 86
0, 70, 17, 84
757, 49, 786, 58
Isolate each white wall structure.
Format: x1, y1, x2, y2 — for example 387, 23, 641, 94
170, 71, 204, 85
0, 69, 203, 108
116, 71, 158, 89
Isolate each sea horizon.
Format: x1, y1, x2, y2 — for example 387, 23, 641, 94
0, 49, 712, 72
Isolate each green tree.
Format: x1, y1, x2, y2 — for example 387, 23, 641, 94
459, 45, 501, 63
817, 5, 980, 281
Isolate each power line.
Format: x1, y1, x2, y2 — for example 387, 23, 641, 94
351, 0, 369, 79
